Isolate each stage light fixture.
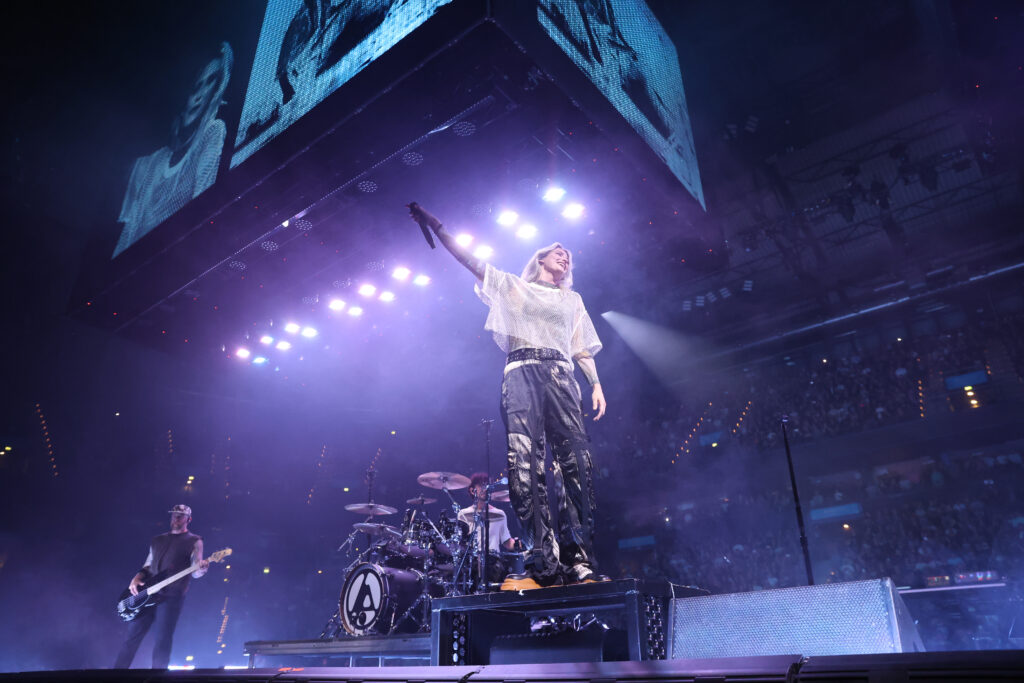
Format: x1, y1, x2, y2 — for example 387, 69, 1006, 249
348, 306, 364, 316
328, 299, 345, 311
379, 291, 396, 302
300, 327, 317, 338
235, 348, 251, 359
413, 274, 431, 286
392, 266, 411, 281
284, 322, 300, 334
543, 187, 566, 202
496, 210, 519, 226
516, 223, 538, 239
253, 356, 268, 365
562, 203, 585, 219
473, 245, 494, 260
259, 335, 274, 345
276, 340, 292, 351
358, 284, 376, 297
455, 233, 474, 247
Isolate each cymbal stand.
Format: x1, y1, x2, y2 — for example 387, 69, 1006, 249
439, 485, 474, 595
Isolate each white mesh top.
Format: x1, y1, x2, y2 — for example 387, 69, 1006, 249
475, 263, 602, 367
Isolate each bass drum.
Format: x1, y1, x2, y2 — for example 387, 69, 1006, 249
339, 563, 430, 636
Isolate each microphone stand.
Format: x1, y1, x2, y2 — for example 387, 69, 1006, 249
781, 415, 815, 585
478, 419, 494, 592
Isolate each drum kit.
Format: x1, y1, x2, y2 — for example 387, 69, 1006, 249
325, 470, 516, 638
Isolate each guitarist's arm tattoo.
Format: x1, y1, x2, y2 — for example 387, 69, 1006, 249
190, 539, 208, 578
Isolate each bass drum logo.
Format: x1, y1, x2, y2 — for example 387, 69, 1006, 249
341, 565, 384, 635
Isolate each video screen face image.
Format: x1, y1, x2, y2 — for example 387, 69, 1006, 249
231, 0, 453, 168
113, 43, 234, 258
538, 0, 704, 209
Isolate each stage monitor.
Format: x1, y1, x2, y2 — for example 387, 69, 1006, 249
537, 0, 704, 209
231, 0, 454, 169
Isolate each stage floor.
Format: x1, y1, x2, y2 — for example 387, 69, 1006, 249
4, 652, 1024, 682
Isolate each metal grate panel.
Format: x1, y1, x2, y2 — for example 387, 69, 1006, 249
671, 578, 923, 658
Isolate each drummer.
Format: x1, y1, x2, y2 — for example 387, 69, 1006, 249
458, 472, 515, 562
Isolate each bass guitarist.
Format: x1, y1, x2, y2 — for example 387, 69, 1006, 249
113, 504, 209, 669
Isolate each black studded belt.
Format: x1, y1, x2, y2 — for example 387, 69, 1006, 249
506, 348, 567, 364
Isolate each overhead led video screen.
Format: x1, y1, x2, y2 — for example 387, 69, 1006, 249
113, 43, 235, 258
538, 0, 705, 209
231, 0, 453, 169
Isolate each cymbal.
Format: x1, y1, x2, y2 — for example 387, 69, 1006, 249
417, 471, 471, 490
490, 489, 511, 503
353, 522, 402, 541
345, 502, 397, 516
406, 494, 437, 505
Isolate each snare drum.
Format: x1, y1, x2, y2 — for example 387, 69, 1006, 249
339, 563, 435, 636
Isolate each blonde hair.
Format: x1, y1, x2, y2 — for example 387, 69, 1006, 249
520, 242, 573, 290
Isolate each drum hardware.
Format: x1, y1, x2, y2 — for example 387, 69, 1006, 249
352, 522, 403, 541
324, 463, 514, 638
338, 563, 443, 636
406, 494, 437, 505
344, 502, 398, 516
416, 471, 471, 490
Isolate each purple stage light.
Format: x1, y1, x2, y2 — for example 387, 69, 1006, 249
259, 335, 274, 345
562, 203, 585, 220
515, 223, 538, 239
379, 291, 396, 302
413, 274, 431, 286
543, 187, 566, 202
276, 340, 292, 351
358, 284, 376, 297
235, 348, 251, 359
496, 210, 518, 227
284, 322, 301, 334
328, 299, 346, 311
455, 233, 474, 247
252, 356, 268, 365
300, 326, 318, 338
392, 266, 411, 281
473, 245, 494, 260
348, 306, 364, 317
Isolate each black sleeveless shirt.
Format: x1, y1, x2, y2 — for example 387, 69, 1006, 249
149, 531, 201, 596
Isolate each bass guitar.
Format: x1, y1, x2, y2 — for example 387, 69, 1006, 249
116, 548, 232, 621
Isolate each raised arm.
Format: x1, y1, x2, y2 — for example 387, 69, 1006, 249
408, 203, 484, 280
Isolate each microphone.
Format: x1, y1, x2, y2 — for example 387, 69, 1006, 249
407, 202, 436, 249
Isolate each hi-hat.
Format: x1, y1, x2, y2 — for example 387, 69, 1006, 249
417, 471, 471, 490
352, 522, 402, 541
490, 489, 511, 503
406, 494, 437, 505
344, 502, 397, 516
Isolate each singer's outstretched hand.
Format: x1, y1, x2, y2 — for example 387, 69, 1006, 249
408, 203, 485, 280
407, 202, 441, 231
